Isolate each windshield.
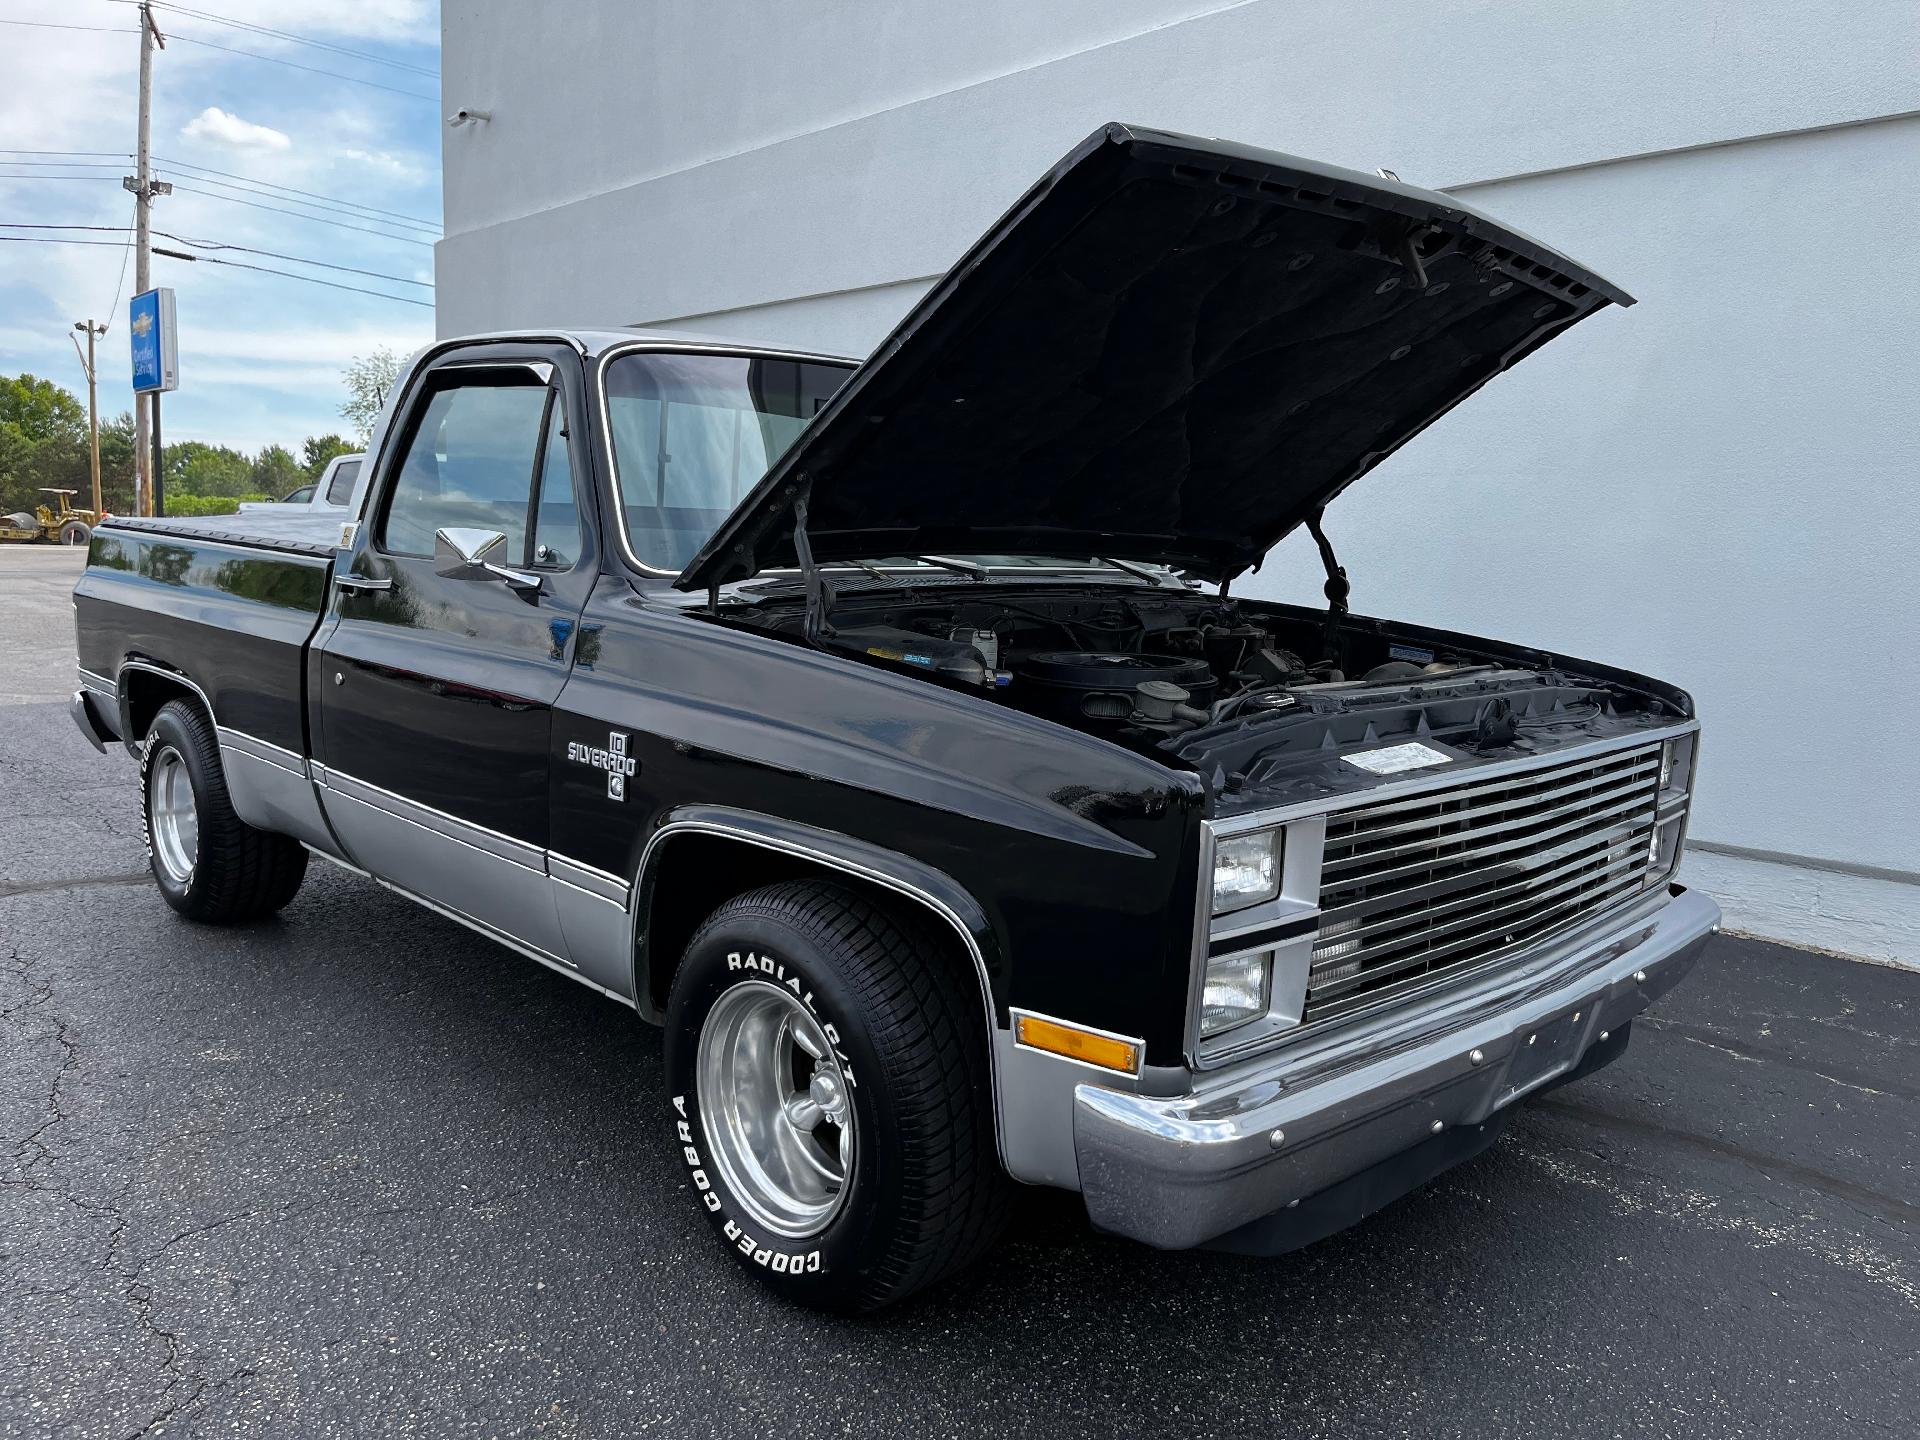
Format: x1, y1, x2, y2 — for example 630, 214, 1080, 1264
605, 350, 852, 571
603, 350, 1174, 582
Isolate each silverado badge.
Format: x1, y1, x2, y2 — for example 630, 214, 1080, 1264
569, 730, 638, 800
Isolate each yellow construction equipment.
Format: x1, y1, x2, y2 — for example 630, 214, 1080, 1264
0, 489, 104, 546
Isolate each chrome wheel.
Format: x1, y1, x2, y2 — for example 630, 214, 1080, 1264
147, 745, 199, 884
696, 979, 854, 1239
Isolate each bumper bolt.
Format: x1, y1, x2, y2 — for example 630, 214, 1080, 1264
1268, 1128, 1285, 1149
1527, 1033, 1537, 1046
1634, 970, 1647, 984
1572, 1011, 1582, 1023
1469, 1048, 1485, 1066
1430, 1120, 1445, 1134
1600, 1030, 1610, 1042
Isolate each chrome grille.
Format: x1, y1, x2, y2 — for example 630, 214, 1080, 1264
1306, 743, 1664, 1023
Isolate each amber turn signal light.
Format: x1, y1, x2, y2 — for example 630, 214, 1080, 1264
1014, 1012, 1140, 1075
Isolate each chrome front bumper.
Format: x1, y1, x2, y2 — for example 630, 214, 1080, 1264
1073, 886, 1720, 1250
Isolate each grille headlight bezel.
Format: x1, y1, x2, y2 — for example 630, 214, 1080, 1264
1189, 725, 1702, 1068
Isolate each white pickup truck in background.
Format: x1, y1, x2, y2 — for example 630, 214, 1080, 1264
237, 453, 365, 515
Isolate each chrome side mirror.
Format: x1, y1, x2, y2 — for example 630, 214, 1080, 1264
433, 527, 543, 602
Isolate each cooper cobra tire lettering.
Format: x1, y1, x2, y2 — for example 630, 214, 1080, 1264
670, 952, 837, 1277
665, 880, 1008, 1310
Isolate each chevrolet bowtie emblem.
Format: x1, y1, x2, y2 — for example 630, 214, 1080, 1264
567, 729, 638, 800
131, 312, 153, 337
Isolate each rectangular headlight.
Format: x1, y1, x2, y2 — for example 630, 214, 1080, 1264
1212, 831, 1281, 914
1201, 949, 1272, 1036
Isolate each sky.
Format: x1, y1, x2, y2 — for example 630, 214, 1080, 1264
0, 0, 440, 455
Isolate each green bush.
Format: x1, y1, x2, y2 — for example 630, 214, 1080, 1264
161, 493, 270, 517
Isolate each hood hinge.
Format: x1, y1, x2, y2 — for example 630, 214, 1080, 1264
1305, 508, 1349, 665
790, 478, 835, 645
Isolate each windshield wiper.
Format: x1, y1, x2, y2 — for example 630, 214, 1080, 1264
1090, 556, 1174, 585
914, 555, 989, 581
831, 558, 899, 584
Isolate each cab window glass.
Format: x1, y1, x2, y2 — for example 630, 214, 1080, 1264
530, 402, 579, 568
380, 380, 547, 559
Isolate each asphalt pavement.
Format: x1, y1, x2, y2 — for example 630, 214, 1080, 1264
2, 545, 1916, 1437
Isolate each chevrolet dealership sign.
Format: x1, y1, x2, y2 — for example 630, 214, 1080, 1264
129, 287, 179, 394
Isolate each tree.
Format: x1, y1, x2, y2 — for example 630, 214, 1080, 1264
302, 433, 356, 478
0, 374, 89, 514
250, 444, 303, 499
97, 411, 137, 515
163, 440, 254, 498
340, 347, 401, 443
0, 373, 86, 447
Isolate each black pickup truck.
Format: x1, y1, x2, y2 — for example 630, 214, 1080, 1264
71, 125, 1716, 1311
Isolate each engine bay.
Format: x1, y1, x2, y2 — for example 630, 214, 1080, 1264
721, 580, 1692, 807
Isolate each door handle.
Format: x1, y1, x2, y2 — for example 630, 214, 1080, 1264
334, 574, 392, 594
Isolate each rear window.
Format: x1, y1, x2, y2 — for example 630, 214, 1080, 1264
325, 459, 361, 506
603, 351, 850, 571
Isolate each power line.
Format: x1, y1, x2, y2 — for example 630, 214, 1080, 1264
0, 235, 133, 247
105, 201, 138, 323
152, 246, 432, 308
0, 178, 437, 247
163, 234, 432, 289
158, 181, 436, 246
0, 19, 136, 35
1, 151, 440, 232
165, 30, 438, 103
157, 169, 438, 237
153, 155, 439, 230
0, 223, 432, 288
107, 0, 438, 79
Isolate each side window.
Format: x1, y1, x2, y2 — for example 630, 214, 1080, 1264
324, 459, 361, 507
379, 378, 549, 560
529, 400, 579, 568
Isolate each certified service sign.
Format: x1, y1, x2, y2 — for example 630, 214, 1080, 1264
129, 287, 179, 394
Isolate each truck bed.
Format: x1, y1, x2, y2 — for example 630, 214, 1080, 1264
74, 518, 336, 754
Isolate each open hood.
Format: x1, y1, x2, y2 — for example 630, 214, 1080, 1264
676, 122, 1631, 592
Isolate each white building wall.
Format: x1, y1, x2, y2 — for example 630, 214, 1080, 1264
440, 1, 1920, 964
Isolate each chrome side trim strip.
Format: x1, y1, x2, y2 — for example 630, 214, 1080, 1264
117, 657, 215, 717
549, 852, 631, 906
77, 666, 116, 697
631, 817, 1007, 1164
314, 765, 546, 872
217, 727, 308, 777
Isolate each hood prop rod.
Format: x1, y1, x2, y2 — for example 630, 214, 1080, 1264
1305, 507, 1349, 666
790, 479, 836, 645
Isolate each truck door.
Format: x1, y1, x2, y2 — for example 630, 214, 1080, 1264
312, 344, 594, 966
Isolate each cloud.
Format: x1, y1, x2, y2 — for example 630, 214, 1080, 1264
340, 147, 429, 185
180, 106, 292, 152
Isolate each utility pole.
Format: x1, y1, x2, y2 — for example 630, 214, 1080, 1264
124, 2, 168, 516
70, 321, 105, 517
